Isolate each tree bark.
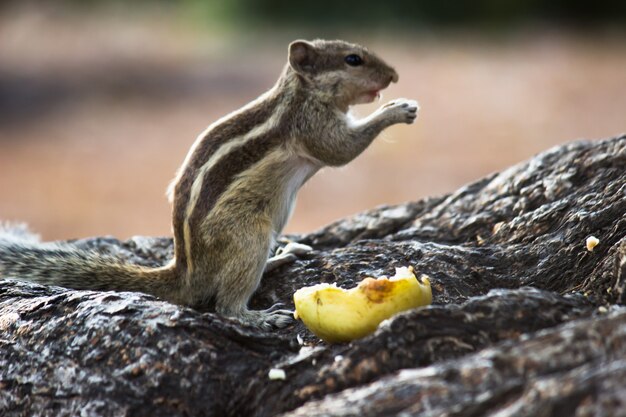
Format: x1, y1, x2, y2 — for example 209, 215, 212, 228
1, 135, 624, 417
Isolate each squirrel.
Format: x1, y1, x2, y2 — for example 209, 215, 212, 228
0, 39, 418, 329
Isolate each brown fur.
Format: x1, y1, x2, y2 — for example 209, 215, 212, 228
0, 39, 418, 329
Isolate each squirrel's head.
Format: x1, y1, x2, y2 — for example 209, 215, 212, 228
288, 39, 398, 108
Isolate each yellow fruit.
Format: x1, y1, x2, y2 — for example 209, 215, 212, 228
293, 266, 432, 343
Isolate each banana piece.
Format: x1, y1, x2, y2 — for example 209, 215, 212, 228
294, 266, 432, 343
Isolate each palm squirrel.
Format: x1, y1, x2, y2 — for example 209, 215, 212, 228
0, 39, 418, 329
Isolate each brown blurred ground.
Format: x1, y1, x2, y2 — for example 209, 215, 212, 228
0, 8, 625, 241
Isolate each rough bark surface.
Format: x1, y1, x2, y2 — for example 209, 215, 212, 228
1, 135, 624, 417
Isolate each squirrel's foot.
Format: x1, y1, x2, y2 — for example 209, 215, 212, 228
265, 242, 313, 272
236, 305, 294, 330
382, 98, 419, 124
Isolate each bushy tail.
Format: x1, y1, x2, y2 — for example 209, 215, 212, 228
0, 226, 177, 300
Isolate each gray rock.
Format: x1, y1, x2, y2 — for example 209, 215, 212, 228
1, 135, 625, 416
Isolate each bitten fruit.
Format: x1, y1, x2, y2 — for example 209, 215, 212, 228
294, 266, 432, 343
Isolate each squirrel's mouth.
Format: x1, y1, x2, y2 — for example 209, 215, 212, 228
351, 88, 384, 106
364, 90, 381, 101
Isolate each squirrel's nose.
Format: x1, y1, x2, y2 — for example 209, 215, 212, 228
389, 69, 399, 84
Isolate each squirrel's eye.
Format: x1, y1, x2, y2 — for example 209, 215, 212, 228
344, 54, 363, 66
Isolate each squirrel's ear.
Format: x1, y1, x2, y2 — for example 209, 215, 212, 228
288, 40, 316, 74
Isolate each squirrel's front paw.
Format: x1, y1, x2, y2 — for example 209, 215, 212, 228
382, 98, 419, 124
265, 242, 313, 272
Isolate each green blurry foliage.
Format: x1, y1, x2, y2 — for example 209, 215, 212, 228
163, 0, 626, 28
4, 0, 626, 28
216, 0, 626, 27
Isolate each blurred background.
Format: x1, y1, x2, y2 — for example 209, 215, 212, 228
1, 0, 625, 241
